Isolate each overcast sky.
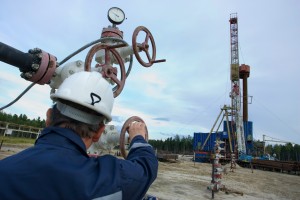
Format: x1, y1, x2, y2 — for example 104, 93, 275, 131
0, 0, 299, 145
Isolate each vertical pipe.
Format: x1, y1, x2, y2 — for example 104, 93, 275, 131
242, 75, 248, 122
225, 110, 233, 153
263, 135, 266, 155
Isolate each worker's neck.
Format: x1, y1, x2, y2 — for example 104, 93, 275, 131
82, 137, 93, 149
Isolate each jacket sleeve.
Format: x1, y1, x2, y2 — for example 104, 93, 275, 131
119, 135, 158, 200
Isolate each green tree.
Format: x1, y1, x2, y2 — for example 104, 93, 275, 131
273, 144, 281, 160
0, 111, 44, 128
294, 144, 300, 162
148, 135, 194, 154
285, 143, 293, 161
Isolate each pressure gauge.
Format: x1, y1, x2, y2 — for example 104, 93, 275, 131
108, 7, 125, 25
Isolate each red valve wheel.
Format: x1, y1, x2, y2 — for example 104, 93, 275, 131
132, 26, 157, 67
84, 43, 126, 98
119, 116, 149, 159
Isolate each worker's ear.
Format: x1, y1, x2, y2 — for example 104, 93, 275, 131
45, 108, 52, 127
92, 124, 105, 142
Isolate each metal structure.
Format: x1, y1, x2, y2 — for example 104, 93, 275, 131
263, 134, 296, 145
0, 7, 165, 149
240, 64, 250, 122
200, 105, 233, 154
87, 124, 120, 155
0, 121, 41, 139
194, 13, 254, 164
0, 7, 165, 104
229, 13, 246, 156
208, 140, 225, 198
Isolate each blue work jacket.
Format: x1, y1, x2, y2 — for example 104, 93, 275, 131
0, 127, 158, 200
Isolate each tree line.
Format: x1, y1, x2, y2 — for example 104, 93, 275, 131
259, 142, 300, 162
149, 134, 194, 155
0, 111, 45, 128
149, 135, 300, 162
1, 111, 299, 161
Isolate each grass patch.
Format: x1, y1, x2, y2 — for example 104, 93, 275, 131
0, 137, 35, 145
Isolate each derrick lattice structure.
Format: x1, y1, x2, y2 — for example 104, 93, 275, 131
229, 13, 246, 155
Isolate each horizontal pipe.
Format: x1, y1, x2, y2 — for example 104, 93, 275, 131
0, 42, 33, 72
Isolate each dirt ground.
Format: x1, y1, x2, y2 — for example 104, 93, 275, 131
0, 144, 33, 160
148, 155, 300, 200
1, 145, 300, 200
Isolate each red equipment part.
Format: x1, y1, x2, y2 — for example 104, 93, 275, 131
119, 116, 149, 159
132, 26, 166, 67
84, 43, 127, 98
28, 51, 57, 85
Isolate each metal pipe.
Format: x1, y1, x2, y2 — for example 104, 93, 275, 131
201, 109, 223, 150
242, 75, 248, 121
0, 42, 33, 72
215, 114, 225, 135
224, 107, 233, 153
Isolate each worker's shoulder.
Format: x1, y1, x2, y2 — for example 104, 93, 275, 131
143, 194, 159, 200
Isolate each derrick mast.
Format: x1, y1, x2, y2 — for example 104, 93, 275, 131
229, 13, 246, 155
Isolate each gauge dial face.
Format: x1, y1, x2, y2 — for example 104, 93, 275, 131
108, 7, 125, 25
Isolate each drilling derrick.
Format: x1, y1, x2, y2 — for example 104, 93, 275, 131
229, 13, 246, 155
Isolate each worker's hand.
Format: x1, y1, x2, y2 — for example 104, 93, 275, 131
128, 121, 146, 142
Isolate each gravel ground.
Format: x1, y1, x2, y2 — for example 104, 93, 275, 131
147, 155, 300, 200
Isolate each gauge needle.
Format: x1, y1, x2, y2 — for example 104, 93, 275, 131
113, 12, 119, 17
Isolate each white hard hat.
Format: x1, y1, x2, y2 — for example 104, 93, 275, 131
51, 71, 114, 123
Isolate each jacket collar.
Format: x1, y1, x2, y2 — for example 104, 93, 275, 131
36, 126, 89, 157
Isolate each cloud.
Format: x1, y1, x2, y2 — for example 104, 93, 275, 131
1, 1, 300, 145
152, 117, 170, 122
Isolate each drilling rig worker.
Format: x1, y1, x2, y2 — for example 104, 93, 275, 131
0, 71, 158, 200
